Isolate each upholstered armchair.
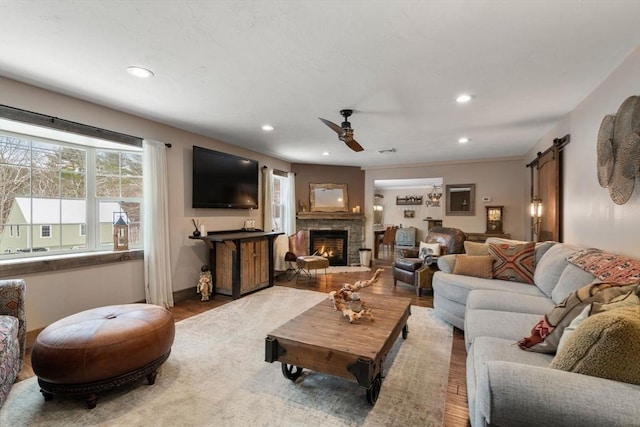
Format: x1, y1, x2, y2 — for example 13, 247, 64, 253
0, 278, 26, 407
393, 227, 466, 296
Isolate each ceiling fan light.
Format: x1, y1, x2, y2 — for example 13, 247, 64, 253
322, 151, 331, 156
261, 124, 274, 131
458, 137, 470, 143
456, 94, 472, 103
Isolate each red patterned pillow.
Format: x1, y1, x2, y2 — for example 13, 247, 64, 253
488, 241, 535, 284
567, 248, 640, 284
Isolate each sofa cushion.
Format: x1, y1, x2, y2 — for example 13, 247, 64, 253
567, 248, 640, 284
488, 241, 536, 284
433, 271, 546, 307
467, 336, 552, 427
551, 263, 597, 304
518, 282, 639, 353
464, 241, 488, 255
466, 289, 556, 315
550, 306, 640, 385
533, 243, 580, 298
452, 255, 492, 279
465, 309, 543, 350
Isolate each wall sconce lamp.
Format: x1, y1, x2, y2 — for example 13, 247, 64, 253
530, 197, 543, 241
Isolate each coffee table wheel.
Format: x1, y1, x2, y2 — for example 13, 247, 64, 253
366, 374, 382, 404
281, 363, 303, 381
402, 324, 409, 339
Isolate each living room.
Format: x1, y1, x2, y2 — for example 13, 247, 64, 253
0, 1, 639, 425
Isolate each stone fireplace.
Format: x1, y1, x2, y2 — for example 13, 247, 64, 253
309, 229, 348, 266
296, 212, 365, 266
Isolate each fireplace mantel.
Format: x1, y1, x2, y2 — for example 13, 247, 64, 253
296, 212, 365, 220
296, 212, 365, 265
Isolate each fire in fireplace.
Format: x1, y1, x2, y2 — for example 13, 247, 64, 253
309, 230, 348, 266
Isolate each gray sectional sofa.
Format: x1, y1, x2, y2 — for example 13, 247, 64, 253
432, 240, 640, 427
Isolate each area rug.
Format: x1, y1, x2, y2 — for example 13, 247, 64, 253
0, 286, 453, 426
322, 266, 371, 274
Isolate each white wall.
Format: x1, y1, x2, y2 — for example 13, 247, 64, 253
523, 47, 640, 258
0, 78, 290, 330
375, 188, 443, 242
364, 158, 526, 248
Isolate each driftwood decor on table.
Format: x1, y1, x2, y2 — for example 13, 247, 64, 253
329, 268, 384, 323
597, 95, 640, 205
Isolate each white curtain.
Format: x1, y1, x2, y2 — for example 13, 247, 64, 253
262, 167, 274, 231
283, 172, 296, 235
142, 139, 173, 308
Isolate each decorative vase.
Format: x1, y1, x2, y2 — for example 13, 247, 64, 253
192, 229, 201, 237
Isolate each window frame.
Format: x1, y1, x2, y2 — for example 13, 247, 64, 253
0, 126, 143, 261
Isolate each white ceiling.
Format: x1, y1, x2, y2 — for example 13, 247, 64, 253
1, 1, 638, 168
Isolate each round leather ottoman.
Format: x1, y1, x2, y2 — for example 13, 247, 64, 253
31, 303, 175, 408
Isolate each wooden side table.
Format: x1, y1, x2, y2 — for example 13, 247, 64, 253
415, 258, 439, 296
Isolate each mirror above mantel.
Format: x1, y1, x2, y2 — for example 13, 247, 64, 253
446, 183, 475, 216
309, 183, 348, 212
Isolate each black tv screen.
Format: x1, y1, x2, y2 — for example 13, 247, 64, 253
192, 146, 259, 209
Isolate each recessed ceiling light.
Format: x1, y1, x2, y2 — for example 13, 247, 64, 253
322, 151, 331, 156
261, 124, 274, 131
126, 66, 154, 78
458, 137, 470, 143
456, 94, 472, 103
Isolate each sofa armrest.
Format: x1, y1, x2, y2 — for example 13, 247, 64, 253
436, 254, 456, 273
479, 361, 640, 426
0, 279, 26, 364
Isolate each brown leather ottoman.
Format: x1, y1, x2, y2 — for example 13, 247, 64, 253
31, 303, 175, 408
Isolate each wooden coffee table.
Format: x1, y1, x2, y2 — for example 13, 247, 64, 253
265, 293, 412, 404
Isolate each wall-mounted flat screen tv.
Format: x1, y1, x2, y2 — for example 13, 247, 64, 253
192, 145, 259, 209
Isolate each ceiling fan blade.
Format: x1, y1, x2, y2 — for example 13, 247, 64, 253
344, 137, 364, 152
319, 117, 345, 136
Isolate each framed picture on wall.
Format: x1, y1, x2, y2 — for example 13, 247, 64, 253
403, 210, 415, 218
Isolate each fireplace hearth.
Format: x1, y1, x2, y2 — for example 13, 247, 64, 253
309, 230, 348, 266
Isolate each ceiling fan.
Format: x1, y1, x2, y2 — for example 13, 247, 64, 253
319, 109, 364, 152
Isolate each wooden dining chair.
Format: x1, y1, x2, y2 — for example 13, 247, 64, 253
380, 226, 398, 261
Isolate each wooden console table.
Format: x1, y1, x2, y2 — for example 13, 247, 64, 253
192, 230, 283, 299
465, 232, 511, 243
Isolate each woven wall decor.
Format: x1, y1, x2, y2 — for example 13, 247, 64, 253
597, 95, 640, 204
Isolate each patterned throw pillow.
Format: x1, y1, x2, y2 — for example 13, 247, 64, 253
488, 241, 535, 284
567, 248, 640, 284
419, 241, 441, 257
518, 282, 639, 353
452, 255, 493, 279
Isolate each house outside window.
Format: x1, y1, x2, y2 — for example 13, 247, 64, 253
0, 126, 143, 259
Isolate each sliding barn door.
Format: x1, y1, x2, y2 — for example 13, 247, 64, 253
528, 135, 569, 242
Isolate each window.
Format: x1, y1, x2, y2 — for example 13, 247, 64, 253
271, 175, 283, 231
0, 124, 143, 259
40, 225, 51, 238
270, 171, 292, 234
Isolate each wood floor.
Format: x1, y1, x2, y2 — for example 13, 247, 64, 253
17, 258, 470, 426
